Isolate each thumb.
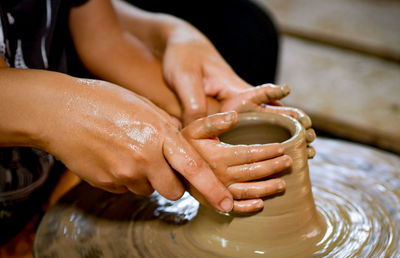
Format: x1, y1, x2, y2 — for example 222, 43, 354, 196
247, 84, 291, 105
170, 71, 207, 125
182, 111, 238, 140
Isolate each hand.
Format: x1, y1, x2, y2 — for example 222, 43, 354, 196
109, 4, 316, 155
161, 25, 316, 157
182, 112, 292, 213
217, 84, 317, 158
28, 74, 233, 212
162, 24, 238, 124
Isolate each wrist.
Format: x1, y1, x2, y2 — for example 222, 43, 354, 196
0, 70, 43, 148
0, 68, 74, 150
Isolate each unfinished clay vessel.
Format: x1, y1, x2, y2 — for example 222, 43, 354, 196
183, 112, 326, 257
34, 112, 400, 257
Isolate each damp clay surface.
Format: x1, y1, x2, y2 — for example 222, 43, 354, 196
34, 113, 400, 257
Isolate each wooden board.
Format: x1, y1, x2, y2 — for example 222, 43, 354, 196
278, 36, 400, 153
254, 0, 400, 61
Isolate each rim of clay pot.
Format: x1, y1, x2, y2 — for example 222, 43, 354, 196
234, 112, 304, 148
0, 150, 53, 201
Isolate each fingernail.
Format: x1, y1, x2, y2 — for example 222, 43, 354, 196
224, 111, 236, 123
281, 85, 290, 95
276, 181, 285, 191
308, 146, 316, 159
284, 156, 292, 167
220, 198, 234, 212
255, 199, 264, 209
299, 115, 312, 129
306, 129, 316, 142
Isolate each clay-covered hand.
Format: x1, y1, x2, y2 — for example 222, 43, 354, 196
162, 24, 241, 125
28, 74, 234, 213
161, 24, 315, 156
216, 84, 316, 159
182, 111, 292, 213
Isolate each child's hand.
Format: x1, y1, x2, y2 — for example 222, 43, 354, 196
182, 111, 292, 213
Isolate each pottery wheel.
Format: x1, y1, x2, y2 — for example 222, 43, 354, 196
34, 137, 400, 257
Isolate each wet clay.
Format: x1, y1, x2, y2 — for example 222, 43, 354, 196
34, 113, 400, 257
185, 113, 325, 257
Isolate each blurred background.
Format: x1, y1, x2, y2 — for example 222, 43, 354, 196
254, 0, 400, 154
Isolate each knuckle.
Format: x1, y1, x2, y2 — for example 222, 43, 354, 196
136, 187, 155, 196
245, 167, 256, 179
111, 165, 135, 181
244, 148, 254, 161
230, 168, 243, 182
95, 177, 116, 190
229, 184, 246, 199
181, 158, 205, 177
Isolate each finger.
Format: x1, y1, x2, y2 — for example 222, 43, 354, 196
90, 181, 129, 194
125, 179, 155, 196
227, 155, 292, 182
268, 100, 283, 106
223, 143, 284, 166
186, 184, 210, 207
169, 116, 183, 130
171, 71, 207, 125
261, 105, 312, 129
228, 179, 286, 199
84, 174, 130, 194
246, 84, 290, 105
187, 183, 265, 214
148, 160, 185, 201
306, 128, 316, 144
163, 133, 233, 212
206, 97, 222, 115
182, 111, 238, 139
106, 186, 129, 194
233, 199, 264, 213
148, 86, 183, 119
307, 146, 316, 159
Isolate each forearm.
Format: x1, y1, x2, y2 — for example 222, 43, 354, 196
112, 0, 195, 57
0, 68, 77, 148
69, 0, 181, 118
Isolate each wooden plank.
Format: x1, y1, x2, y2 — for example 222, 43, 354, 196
278, 36, 400, 153
254, 0, 400, 61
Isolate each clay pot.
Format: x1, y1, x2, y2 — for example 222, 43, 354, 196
0, 148, 54, 245
184, 112, 326, 257
34, 112, 328, 257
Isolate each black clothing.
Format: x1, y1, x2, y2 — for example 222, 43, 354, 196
0, 0, 87, 71
0, 0, 87, 245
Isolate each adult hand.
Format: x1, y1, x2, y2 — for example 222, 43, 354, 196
110, 3, 316, 155
162, 24, 236, 125
161, 25, 315, 157
182, 111, 292, 213
1, 69, 233, 212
